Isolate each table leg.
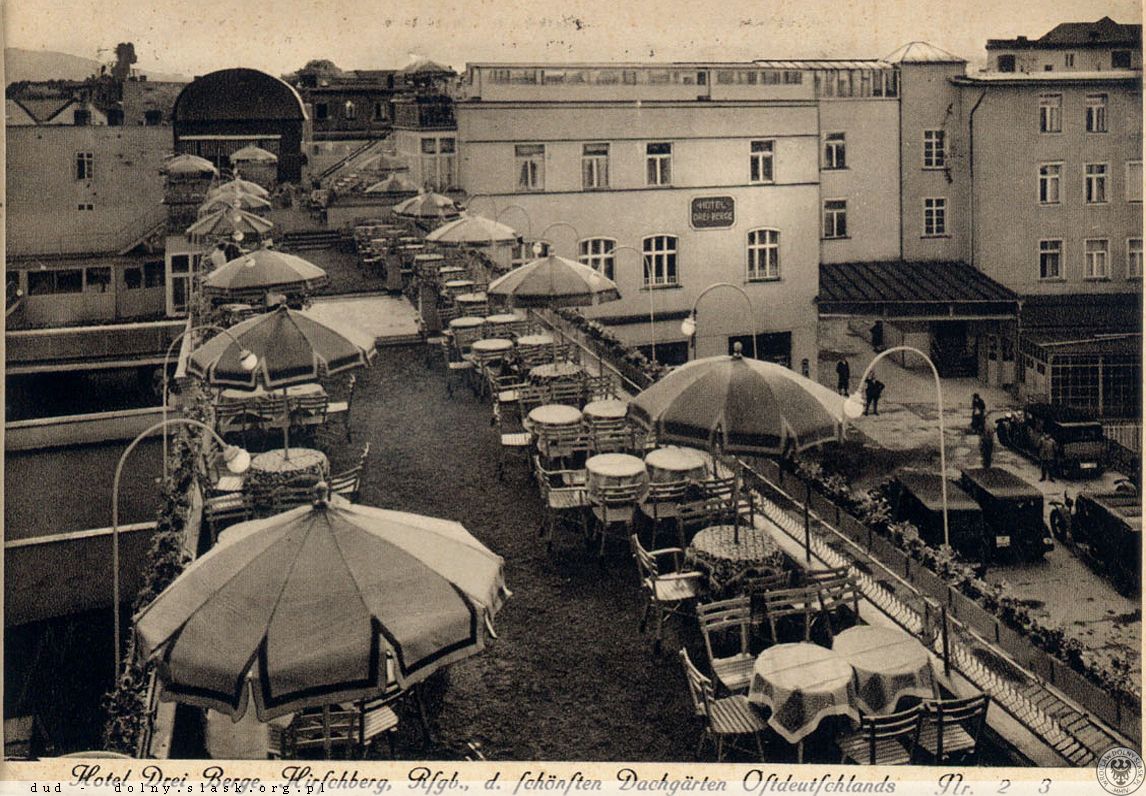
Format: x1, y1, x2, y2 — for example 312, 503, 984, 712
797, 740, 804, 764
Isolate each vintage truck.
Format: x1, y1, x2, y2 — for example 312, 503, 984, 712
995, 403, 1106, 479
959, 467, 1055, 561
1049, 484, 1141, 594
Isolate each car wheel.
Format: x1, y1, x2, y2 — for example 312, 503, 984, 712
1050, 509, 1070, 543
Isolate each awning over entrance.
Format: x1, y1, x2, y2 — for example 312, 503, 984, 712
817, 260, 1019, 320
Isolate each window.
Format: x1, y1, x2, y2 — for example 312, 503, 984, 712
75, 151, 94, 180
646, 142, 672, 186
1039, 164, 1061, 204
124, 267, 142, 290
26, 269, 83, 295
997, 54, 1016, 72
1085, 94, 1107, 133
315, 102, 329, 121
923, 130, 945, 169
144, 261, 165, 288
1113, 50, 1132, 68
1085, 163, 1108, 203
1128, 238, 1142, 278
1084, 239, 1109, 279
923, 198, 947, 236
1065, 53, 1075, 67
515, 144, 545, 191
581, 143, 609, 190
84, 267, 111, 293
1039, 240, 1063, 280
750, 140, 774, 184
344, 101, 356, 120
1039, 94, 1062, 133
77, 203, 94, 211
1127, 161, 1142, 202
823, 200, 847, 239
746, 229, 780, 281
143, 109, 162, 125
823, 132, 846, 169
642, 235, 678, 286
578, 238, 616, 280
373, 101, 386, 121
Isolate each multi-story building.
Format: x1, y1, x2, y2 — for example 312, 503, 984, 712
987, 16, 1141, 74
456, 62, 826, 368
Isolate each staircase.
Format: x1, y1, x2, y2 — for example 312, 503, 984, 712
279, 229, 345, 251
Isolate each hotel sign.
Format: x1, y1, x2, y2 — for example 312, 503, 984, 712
690, 196, 735, 229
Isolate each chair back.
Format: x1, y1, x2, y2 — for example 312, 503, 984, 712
925, 694, 991, 762
517, 384, 549, 413
204, 494, 253, 539
679, 648, 715, 720
696, 595, 751, 664
700, 475, 737, 502
329, 465, 363, 501
289, 708, 363, 753
592, 482, 645, 508
583, 374, 616, 401
762, 585, 819, 642
272, 479, 322, 512
292, 393, 329, 424
548, 380, 583, 407
256, 395, 289, 424
802, 566, 850, 586
853, 705, 924, 764
590, 426, 634, 454
630, 534, 659, 579
645, 480, 689, 504
742, 570, 791, 622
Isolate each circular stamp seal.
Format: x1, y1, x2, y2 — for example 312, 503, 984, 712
1098, 746, 1145, 795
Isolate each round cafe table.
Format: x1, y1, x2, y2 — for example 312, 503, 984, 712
832, 625, 937, 715
456, 292, 489, 311
582, 399, 628, 427
486, 313, 526, 326
443, 279, 475, 296
516, 333, 554, 349
438, 266, 468, 279
246, 448, 330, 504
530, 362, 584, 382
470, 337, 514, 363
686, 524, 786, 592
447, 316, 485, 331
585, 453, 649, 498
219, 382, 325, 404
525, 403, 582, 433
748, 643, 859, 748
645, 446, 708, 484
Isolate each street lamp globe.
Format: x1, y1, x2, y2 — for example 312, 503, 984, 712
238, 348, 259, 372
222, 444, 252, 474
680, 315, 697, 338
843, 392, 866, 419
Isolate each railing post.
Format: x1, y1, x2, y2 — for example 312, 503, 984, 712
941, 606, 951, 677
803, 481, 811, 563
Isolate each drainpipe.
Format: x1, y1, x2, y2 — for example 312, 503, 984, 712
967, 90, 987, 269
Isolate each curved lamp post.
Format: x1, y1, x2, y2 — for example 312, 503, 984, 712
536, 221, 580, 257
112, 417, 251, 672
612, 244, 658, 364
844, 345, 949, 548
161, 324, 257, 479
495, 205, 533, 242
462, 192, 499, 219
681, 282, 758, 360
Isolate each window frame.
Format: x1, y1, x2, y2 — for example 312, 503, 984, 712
922, 197, 948, 237
641, 234, 679, 287
745, 228, 781, 282
1085, 93, 1108, 133
749, 139, 775, 184
75, 151, 94, 181
1085, 162, 1109, 204
581, 142, 610, 191
1084, 238, 1110, 279
1039, 93, 1062, 134
922, 130, 946, 169
1126, 161, 1142, 202
645, 142, 673, 187
1127, 237, 1143, 279
578, 237, 617, 280
1039, 239, 1064, 281
823, 132, 846, 170
514, 143, 546, 192
1038, 162, 1062, 205
822, 199, 848, 239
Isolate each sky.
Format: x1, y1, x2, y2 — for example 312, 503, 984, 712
3, 0, 1142, 78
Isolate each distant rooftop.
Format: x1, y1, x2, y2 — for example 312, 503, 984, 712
987, 16, 1142, 50
884, 42, 966, 64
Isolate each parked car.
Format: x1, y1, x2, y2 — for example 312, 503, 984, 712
959, 467, 1054, 561
887, 471, 991, 565
1049, 483, 1141, 593
995, 403, 1106, 478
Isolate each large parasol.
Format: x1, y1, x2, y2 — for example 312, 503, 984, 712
487, 254, 621, 308
392, 190, 461, 221
186, 207, 274, 239
424, 213, 519, 247
209, 178, 271, 199
202, 249, 329, 300
199, 192, 272, 214
229, 144, 278, 164
134, 497, 510, 721
364, 174, 419, 195
161, 154, 218, 177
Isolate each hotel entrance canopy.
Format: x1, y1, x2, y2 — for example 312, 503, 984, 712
817, 260, 1019, 321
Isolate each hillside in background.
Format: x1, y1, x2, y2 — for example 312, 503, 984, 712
5, 48, 188, 85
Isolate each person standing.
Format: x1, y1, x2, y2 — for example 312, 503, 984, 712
835, 358, 851, 396
863, 375, 875, 415
970, 393, 986, 435
1038, 432, 1057, 482
979, 425, 995, 468
870, 377, 885, 415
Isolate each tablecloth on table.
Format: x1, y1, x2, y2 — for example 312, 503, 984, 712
831, 625, 936, 714
748, 642, 859, 744
686, 525, 786, 591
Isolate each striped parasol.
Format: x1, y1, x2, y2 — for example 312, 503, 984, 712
487, 254, 621, 308
391, 190, 460, 220
186, 207, 274, 238
202, 249, 328, 299
425, 213, 519, 246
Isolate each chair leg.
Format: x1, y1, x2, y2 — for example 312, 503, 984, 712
716, 736, 725, 763
639, 597, 651, 633
754, 732, 765, 762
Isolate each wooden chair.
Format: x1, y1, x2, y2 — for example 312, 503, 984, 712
639, 480, 690, 548
759, 585, 819, 644
630, 535, 705, 652
329, 445, 369, 502
214, 402, 255, 440
741, 571, 792, 627
516, 383, 549, 417
534, 456, 588, 549
441, 338, 476, 397
838, 705, 924, 765
590, 425, 635, 455
548, 380, 584, 407
679, 648, 767, 762
272, 480, 323, 513
590, 483, 645, 558
203, 493, 253, 544
292, 393, 330, 428
801, 566, 850, 586
816, 576, 863, 641
696, 595, 755, 694
677, 499, 724, 544
289, 704, 395, 758
582, 374, 616, 402
917, 694, 991, 765
495, 400, 533, 481
486, 371, 527, 414
326, 375, 357, 441
254, 395, 289, 430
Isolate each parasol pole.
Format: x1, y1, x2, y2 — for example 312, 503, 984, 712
282, 386, 291, 459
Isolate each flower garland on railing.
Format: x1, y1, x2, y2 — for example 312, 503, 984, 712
100, 381, 214, 755
555, 308, 669, 386
790, 457, 1140, 704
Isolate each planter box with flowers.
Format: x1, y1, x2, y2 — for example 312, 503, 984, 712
555, 308, 668, 389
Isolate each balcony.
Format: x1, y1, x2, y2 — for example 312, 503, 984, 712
392, 96, 456, 130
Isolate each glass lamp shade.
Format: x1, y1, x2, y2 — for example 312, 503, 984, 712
680, 315, 697, 337
843, 392, 866, 419
222, 445, 252, 474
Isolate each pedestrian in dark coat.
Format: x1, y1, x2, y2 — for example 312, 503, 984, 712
979, 425, 995, 468
870, 378, 885, 415
835, 358, 851, 395
1038, 432, 1057, 482
971, 393, 986, 435
863, 376, 876, 415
